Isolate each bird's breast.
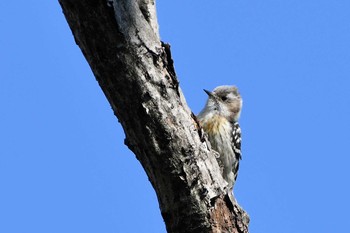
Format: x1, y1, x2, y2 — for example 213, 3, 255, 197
201, 115, 229, 135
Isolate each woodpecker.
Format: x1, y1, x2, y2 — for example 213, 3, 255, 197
198, 85, 242, 190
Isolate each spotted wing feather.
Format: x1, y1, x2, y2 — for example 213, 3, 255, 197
232, 122, 242, 182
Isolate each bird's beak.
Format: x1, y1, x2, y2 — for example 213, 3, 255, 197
204, 89, 214, 98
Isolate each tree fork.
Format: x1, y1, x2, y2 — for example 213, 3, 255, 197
58, 0, 249, 232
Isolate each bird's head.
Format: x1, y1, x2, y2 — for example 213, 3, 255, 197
203, 85, 242, 122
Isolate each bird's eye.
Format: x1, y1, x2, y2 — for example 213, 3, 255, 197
221, 96, 227, 101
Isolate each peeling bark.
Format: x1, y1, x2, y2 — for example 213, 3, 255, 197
58, 0, 249, 232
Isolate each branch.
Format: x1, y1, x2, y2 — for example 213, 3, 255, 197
58, 0, 249, 232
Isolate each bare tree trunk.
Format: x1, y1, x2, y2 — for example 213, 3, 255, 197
58, 0, 249, 232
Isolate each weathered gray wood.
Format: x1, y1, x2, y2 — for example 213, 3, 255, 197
58, 0, 249, 232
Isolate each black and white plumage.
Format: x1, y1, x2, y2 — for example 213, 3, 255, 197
232, 121, 242, 182
197, 85, 242, 190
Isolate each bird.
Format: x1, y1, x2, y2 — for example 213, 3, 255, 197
197, 85, 242, 191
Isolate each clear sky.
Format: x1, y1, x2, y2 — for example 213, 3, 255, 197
1, 1, 349, 233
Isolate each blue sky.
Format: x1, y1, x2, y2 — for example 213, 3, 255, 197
1, 1, 349, 232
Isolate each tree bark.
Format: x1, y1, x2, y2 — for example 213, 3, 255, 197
58, 0, 249, 232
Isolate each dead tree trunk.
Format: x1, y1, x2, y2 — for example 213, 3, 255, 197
58, 0, 249, 232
